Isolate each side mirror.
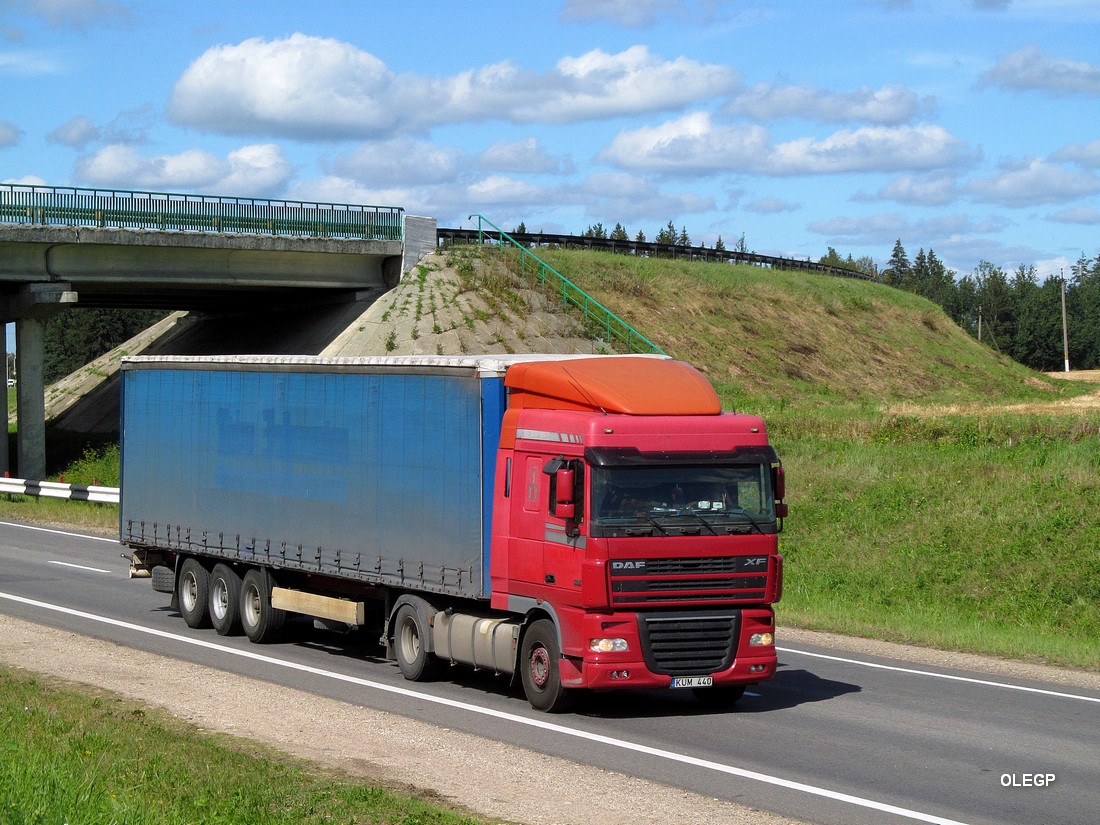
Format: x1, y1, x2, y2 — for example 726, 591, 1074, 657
772, 465, 785, 502
555, 468, 574, 503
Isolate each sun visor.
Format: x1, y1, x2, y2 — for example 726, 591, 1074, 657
504, 356, 721, 415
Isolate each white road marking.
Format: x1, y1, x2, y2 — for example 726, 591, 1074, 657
0, 590, 970, 825
47, 560, 112, 574
0, 520, 117, 544
777, 646, 1100, 704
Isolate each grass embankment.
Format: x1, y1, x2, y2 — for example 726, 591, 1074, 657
0, 668, 484, 825
537, 248, 1100, 670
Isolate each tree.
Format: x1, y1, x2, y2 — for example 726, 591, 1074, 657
882, 239, 912, 288
610, 222, 629, 241
634, 229, 646, 244
582, 222, 607, 239
973, 261, 1012, 352
677, 226, 691, 246
714, 235, 726, 252
735, 233, 748, 254
44, 308, 167, 384
655, 221, 677, 245
513, 221, 527, 234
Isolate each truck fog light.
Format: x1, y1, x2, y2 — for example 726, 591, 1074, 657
590, 637, 629, 653
749, 632, 774, 646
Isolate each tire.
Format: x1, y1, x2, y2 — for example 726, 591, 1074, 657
393, 604, 440, 681
209, 564, 243, 636
520, 619, 575, 713
239, 568, 286, 643
177, 558, 211, 629
693, 685, 747, 706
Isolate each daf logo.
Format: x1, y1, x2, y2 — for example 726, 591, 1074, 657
743, 557, 768, 567
611, 560, 646, 571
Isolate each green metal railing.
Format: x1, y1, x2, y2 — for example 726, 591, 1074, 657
0, 184, 404, 241
466, 214, 666, 355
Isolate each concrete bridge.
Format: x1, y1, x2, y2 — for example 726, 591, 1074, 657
0, 184, 436, 479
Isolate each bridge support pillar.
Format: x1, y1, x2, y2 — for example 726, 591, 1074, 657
1, 284, 77, 480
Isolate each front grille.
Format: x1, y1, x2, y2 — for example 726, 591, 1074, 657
637, 611, 740, 675
608, 555, 770, 606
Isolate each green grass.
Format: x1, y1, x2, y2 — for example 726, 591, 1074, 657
0, 668, 487, 825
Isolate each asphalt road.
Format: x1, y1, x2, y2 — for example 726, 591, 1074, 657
1, 519, 1097, 825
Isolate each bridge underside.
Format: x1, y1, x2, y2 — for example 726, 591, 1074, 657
0, 223, 419, 479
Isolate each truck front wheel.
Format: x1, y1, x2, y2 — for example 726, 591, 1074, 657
178, 558, 211, 629
240, 568, 286, 643
520, 619, 575, 713
393, 604, 440, 681
209, 564, 242, 636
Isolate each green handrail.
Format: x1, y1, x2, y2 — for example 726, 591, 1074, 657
466, 214, 666, 355
0, 183, 404, 241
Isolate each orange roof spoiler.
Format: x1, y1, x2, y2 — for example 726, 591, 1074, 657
504, 357, 721, 415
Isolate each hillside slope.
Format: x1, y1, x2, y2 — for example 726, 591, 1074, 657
533, 247, 1078, 410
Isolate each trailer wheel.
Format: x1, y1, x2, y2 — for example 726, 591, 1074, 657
520, 619, 575, 713
177, 558, 211, 629
393, 604, 440, 681
240, 568, 286, 643
209, 564, 242, 636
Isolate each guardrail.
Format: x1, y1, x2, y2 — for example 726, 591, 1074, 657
0, 183, 404, 241
459, 215, 666, 355
0, 476, 119, 504
438, 227, 876, 281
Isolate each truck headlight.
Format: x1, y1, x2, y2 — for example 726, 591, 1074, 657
749, 632, 774, 646
590, 637, 629, 652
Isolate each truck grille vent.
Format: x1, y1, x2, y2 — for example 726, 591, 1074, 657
608, 556, 769, 606
637, 612, 739, 675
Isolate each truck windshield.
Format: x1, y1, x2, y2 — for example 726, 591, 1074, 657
590, 464, 775, 534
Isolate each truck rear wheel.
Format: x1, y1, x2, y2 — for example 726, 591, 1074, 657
240, 568, 286, 643
393, 604, 440, 681
178, 558, 211, 629
520, 619, 575, 713
209, 564, 242, 636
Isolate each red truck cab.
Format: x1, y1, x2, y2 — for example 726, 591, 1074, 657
490, 357, 784, 710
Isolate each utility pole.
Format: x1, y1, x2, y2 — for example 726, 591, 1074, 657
1060, 268, 1070, 373
977, 304, 982, 342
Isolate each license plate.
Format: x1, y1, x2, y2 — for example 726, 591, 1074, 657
671, 676, 713, 689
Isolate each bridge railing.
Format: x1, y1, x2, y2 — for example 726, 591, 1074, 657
0, 184, 404, 241
461, 215, 666, 356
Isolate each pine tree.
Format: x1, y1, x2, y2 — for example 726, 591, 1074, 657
610, 223, 629, 241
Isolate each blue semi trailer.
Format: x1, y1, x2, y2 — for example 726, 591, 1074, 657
121, 353, 784, 711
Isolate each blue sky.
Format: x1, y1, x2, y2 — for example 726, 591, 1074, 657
2, 0, 1099, 297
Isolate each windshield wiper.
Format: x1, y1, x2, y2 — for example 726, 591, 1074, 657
676, 510, 718, 535
642, 512, 669, 535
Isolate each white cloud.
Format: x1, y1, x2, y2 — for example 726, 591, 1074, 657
560, 0, 680, 27
600, 112, 973, 175
47, 115, 101, 148
0, 49, 62, 75
1048, 206, 1100, 225
726, 83, 933, 124
1, 175, 48, 186
570, 171, 713, 223
74, 143, 292, 196
0, 119, 22, 147
168, 35, 737, 138
981, 46, 1100, 96
860, 172, 960, 205
479, 138, 572, 175
466, 176, 546, 205
746, 197, 800, 214
332, 138, 466, 186
966, 157, 1100, 206
24, 0, 133, 28
814, 210, 1007, 245
1051, 139, 1100, 168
